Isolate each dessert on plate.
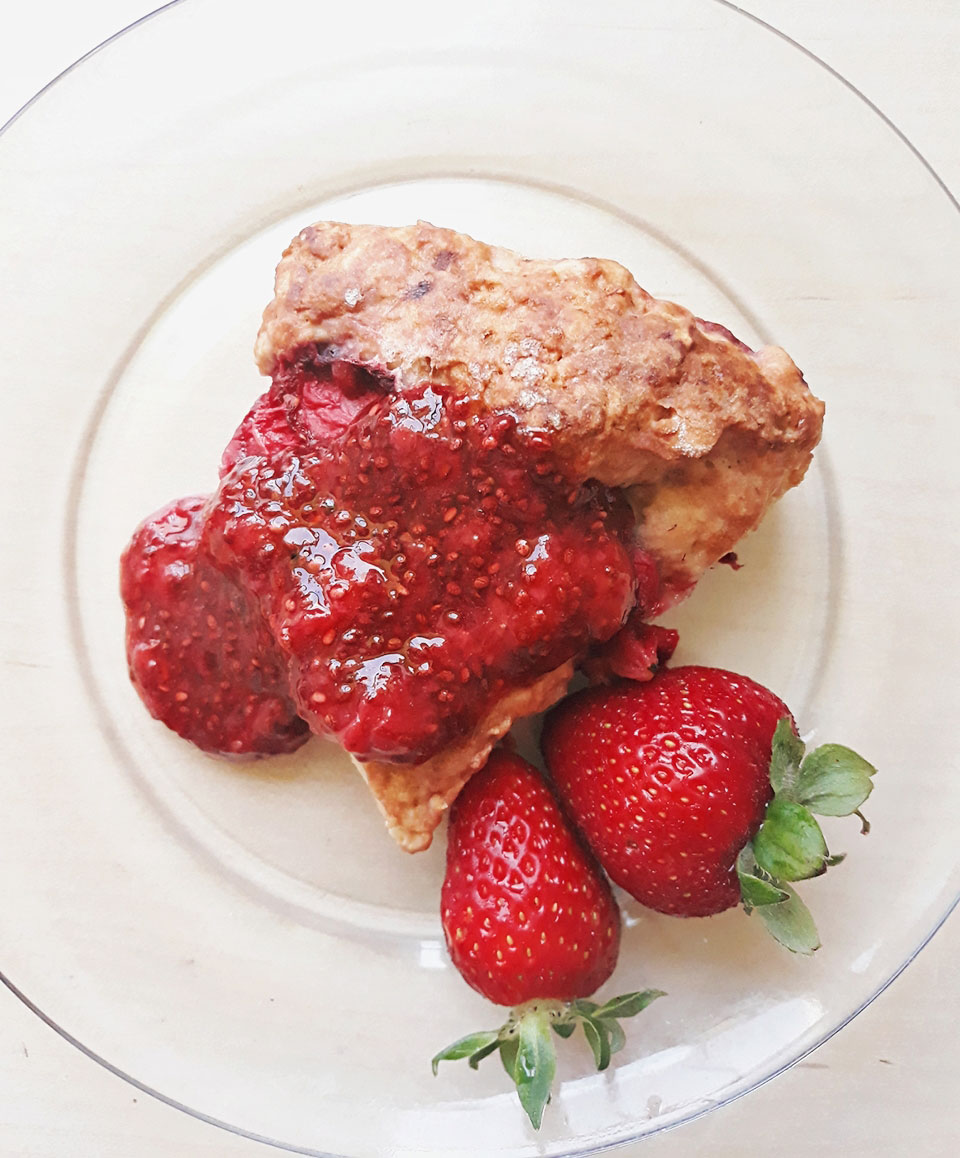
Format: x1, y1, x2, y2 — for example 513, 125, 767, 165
121, 221, 824, 851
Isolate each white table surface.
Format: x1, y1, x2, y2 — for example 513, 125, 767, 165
1, 2, 957, 1155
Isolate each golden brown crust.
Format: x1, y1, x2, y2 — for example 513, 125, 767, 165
256, 222, 822, 480
256, 221, 824, 849
353, 663, 573, 852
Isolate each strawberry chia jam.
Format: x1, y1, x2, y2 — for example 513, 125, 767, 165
121, 350, 649, 763
120, 496, 309, 756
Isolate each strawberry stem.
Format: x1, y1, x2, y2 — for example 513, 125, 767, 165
432, 989, 665, 1129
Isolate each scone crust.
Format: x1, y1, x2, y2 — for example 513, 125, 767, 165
256, 221, 823, 489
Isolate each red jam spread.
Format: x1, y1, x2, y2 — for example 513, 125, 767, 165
120, 496, 309, 756
121, 350, 647, 763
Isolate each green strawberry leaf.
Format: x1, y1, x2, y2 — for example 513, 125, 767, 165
551, 1020, 577, 1039
468, 1038, 503, 1069
737, 844, 788, 911
581, 1015, 612, 1072
736, 842, 764, 875
515, 1013, 556, 1129
795, 744, 877, 817
739, 868, 790, 910
753, 798, 829, 881
607, 1019, 627, 1056
431, 1029, 500, 1075
571, 999, 599, 1017
753, 881, 821, 954
593, 990, 666, 1020
769, 716, 805, 797
500, 1035, 519, 1081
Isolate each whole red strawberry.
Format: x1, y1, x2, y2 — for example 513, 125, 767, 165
434, 749, 663, 1128
442, 748, 620, 1003
542, 666, 876, 953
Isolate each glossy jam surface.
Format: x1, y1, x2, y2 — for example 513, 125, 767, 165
205, 375, 637, 764
120, 496, 309, 756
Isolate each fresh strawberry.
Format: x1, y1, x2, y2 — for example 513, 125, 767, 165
542, 666, 876, 954
433, 750, 664, 1128
441, 749, 621, 1003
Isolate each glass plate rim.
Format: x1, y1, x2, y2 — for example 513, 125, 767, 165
1, 2, 957, 1154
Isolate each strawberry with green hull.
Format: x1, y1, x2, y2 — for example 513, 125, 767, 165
433, 749, 664, 1129
541, 666, 876, 954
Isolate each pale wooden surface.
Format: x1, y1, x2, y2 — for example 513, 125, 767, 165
0, 2, 957, 1155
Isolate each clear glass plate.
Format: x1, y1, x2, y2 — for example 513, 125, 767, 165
0, 2, 957, 1155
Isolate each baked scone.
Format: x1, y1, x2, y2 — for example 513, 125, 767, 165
257, 222, 823, 607
251, 222, 823, 850
121, 221, 823, 854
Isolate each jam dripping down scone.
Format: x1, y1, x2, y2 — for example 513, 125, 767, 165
205, 377, 636, 767
121, 221, 823, 851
